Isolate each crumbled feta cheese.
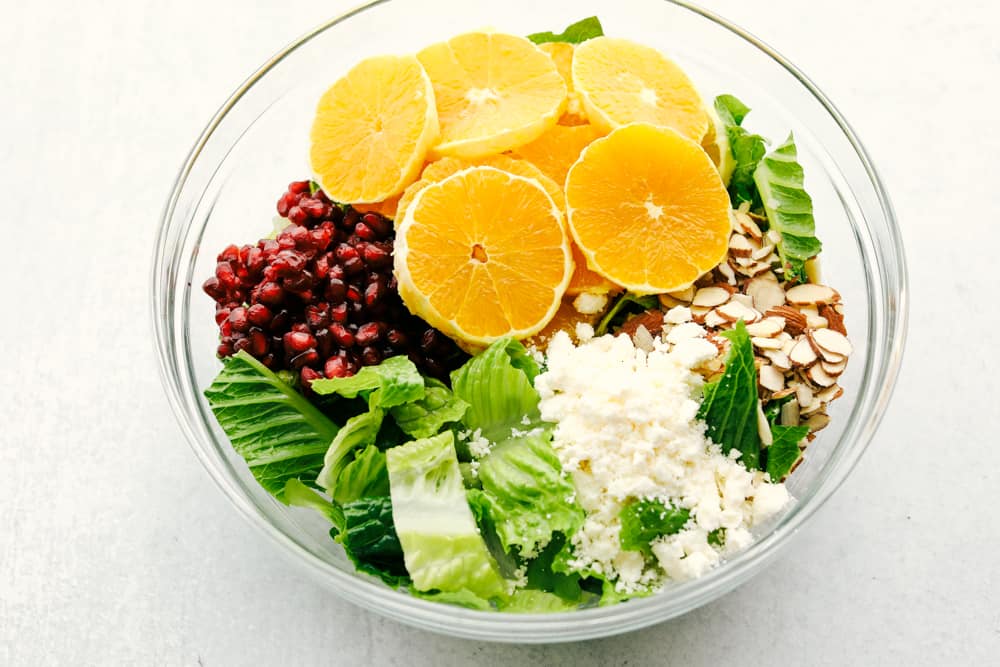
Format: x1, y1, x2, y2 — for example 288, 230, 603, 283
535, 331, 790, 591
664, 305, 692, 324
460, 427, 493, 458
572, 292, 609, 315
574, 322, 595, 342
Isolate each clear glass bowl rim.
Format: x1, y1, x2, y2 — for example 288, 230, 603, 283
150, 0, 908, 643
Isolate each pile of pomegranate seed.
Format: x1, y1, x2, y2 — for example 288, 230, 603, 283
203, 180, 467, 385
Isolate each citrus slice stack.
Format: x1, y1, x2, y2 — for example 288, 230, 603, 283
537, 42, 588, 125
565, 123, 730, 293
395, 166, 572, 345
572, 37, 709, 142
416, 32, 567, 158
510, 123, 602, 187
309, 55, 438, 203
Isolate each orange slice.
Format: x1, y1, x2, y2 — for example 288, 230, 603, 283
572, 37, 708, 142
351, 193, 403, 220
395, 166, 572, 345
416, 32, 567, 159
565, 123, 730, 293
510, 123, 602, 186
538, 42, 587, 125
398, 155, 563, 221
309, 55, 438, 203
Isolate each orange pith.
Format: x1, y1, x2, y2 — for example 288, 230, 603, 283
565, 123, 731, 294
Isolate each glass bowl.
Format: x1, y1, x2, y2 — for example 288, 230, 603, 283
151, 0, 907, 643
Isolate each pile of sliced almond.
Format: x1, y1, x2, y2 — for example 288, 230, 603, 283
625, 203, 851, 476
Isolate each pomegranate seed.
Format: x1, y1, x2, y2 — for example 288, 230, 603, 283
283, 271, 313, 293
291, 323, 311, 334
300, 366, 322, 386
362, 244, 390, 267
228, 307, 249, 333
355, 222, 377, 241
277, 191, 297, 217
202, 276, 225, 300
214, 308, 231, 325
290, 349, 319, 369
330, 324, 355, 348
215, 262, 239, 289
346, 285, 362, 303
260, 239, 280, 258
363, 213, 392, 238
324, 356, 349, 378
355, 322, 382, 346
315, 328, 333, 358
342, 256, 364, 276
248, 328, 269, 356
246, 304, 271, 327
218, 244, 240, 263
287, 206, 309, 226
260, 353, 276, 368
217, 342, 234, 357
305, 303, 329, 329
258, 282, 284, 306
330, 302, 348, 323
288, 180, 311, 194
284, 331, 316, 354
386, 329, 408, 348
300, 198, 327, 218
270, 309, 290, 332
326, 278, 347, 303
233, 337, 251, 353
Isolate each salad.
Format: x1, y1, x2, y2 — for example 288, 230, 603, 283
200, 17, 852, 611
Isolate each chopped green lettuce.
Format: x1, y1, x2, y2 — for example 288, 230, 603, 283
697, 320, 762, 469
765, 425, 809, 480
595, 293, 658, 336
412, 588, 494, 611
203, 351, 338, 500
754, 134, 823, 282
714, 94, 768, 208
451, 338, 542, 443
315, 407, 384, 492
619, 498, 691, 552
524, 532, 596, 604
499, 589, 583, 613
389, 377, 468, 439
475, 432, 583, 557
332, 444, 389, 505
339, 496, 410, 587
386, 432, 506, 599
527, 16, 604, 45
311, 355, 424, 408
282, 478, 344, 530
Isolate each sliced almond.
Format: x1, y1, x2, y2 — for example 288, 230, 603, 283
746, 278, 786, 313
717, 300, 761, 324
785, 283, 840, 306
800, 395, 824, 416
632, 324, 655, 353
804, 363, 837, 388
704, 310, 728, 329
806, 331, 846, 364
766, 305, 807, 335
718, 260, 737, 286
746, 261, 775, 278
763, 349, 792, 371
766, 228, 782, 245
756, 399, 773, 446
745, 317, 784, 338
811, 328, 853, 358
795, 384, 816, 409
729, 234, 755, 258
789, 338, 818, 366
821, 358, 847, 376
730, 293, 755, 309
780, 398, 800, 426
692, 286, 733, 308
759, 364, 785, 392
668, 285, 695, 302
690, 305, 710, 323
752, 242, 775, 261
806, 314, 829, 329
658, 293, 686, 309
805, 412, 830, 433
752, 336, 785, 350
735, 209, 764, 241
816, 384, 843, 404
771, 386, 796, 400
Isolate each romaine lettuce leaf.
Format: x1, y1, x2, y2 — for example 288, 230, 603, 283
311, 355, 424, 408
765, 424, 809, 480
619, 498, 690, 552
524, 532, 595, 603
697, 320, 761, 469
754, 134, 823, 282
411, 588, 494, 611
389, 377, 468, 439
527, 16, 604, 45
203, 351, 338, 500
451, 338, 542, 443
714, 94, 768, 208
315, 407, 384, 492
499, 589, 583, 613
475, 432, 584, 557
386, 432, 507, 599
332, 444, 389, 504
282, 478, 344, 530
338, 496, 409, 586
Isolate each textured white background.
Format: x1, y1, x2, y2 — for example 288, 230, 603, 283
2, 0, 998, 664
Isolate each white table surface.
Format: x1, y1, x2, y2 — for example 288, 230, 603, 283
2, 0, 997, 664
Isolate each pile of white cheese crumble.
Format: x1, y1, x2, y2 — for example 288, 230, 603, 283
534, 328, 791, 592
